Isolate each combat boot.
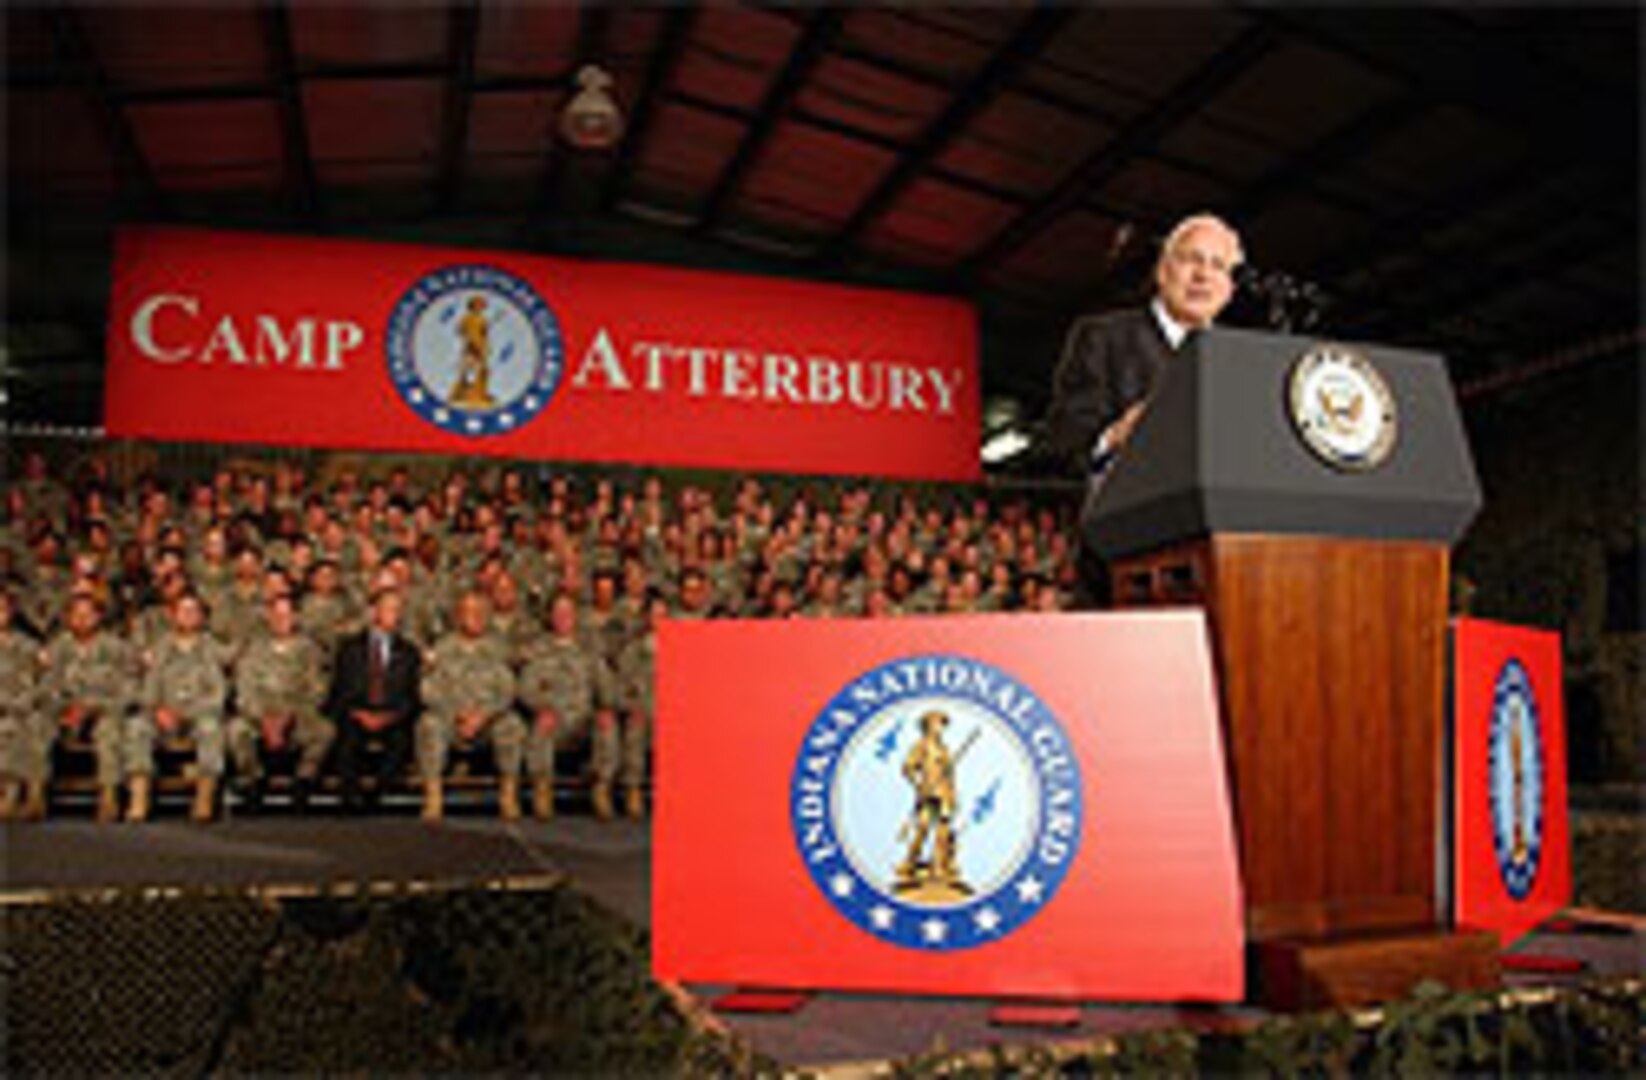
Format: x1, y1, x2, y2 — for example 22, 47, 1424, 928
532, 778, 554, 821
624, 785, 646, 820
19, 781, 48, 822
125, 776, 151, 823
591, 782, 614, 821
191, 776, 217, 823
421, 777, 444, 822
497, 775, 522, 821
0, 780, 17, 820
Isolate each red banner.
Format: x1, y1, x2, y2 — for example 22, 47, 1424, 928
653, 612, 1245, 1001
1452, 618, 1571, 946
104, 226, 981, 480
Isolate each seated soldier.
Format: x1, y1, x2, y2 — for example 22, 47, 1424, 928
42, 594, 135, 822
228, 593, 333, 813
299, 559, 358, 672
417, 590, 522, 821
131, 591, 229, 823
0, 591, 49, 821
610, 592, 666, 820
517, 594, 618, 820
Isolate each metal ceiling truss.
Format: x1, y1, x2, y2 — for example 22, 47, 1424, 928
814, 7, 1075, 267
949, 22, 1280, 289
259, 0, 322, 225
602, 7, 699, 213
695, 9, 844, 236
435, 0, 481, 216
42, 2, 168, 220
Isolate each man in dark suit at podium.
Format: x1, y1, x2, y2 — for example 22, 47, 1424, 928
326, 586, 422, 811
1045, 212, 1244, 604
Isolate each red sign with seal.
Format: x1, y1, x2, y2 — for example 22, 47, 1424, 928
652, 611, 1245, 1000
104, 226, 981, 480
1452, 617, 1571, 946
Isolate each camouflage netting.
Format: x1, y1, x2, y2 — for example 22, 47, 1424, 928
2, 884, 763, 1076
886, 980, 1644, 1077
2, 880, 1641, 1077
1575, 811, 1646, 914
3, 892, 278, 1075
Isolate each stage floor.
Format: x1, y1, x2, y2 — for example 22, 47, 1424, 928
3, 814, 1640, 1072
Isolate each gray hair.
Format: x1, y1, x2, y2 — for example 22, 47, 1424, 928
1158, 213, 1245, 269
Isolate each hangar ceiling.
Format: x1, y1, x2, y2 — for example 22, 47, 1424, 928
5, 2, 1639, 438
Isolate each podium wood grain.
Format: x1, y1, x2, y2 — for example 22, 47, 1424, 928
1114, 534, 1448, 942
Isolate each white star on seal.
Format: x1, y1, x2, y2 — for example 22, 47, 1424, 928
525, 396, 539, 410
434, 408, 450, 423
974, 906, 1002, 934
829, 873, 853, 899
499, 414, 514, 427
1016, 876, 1045, 905
466, 418, 482, 433
409, 388, 424, 404
921, 918, 947, 944
869, 904, 894, 931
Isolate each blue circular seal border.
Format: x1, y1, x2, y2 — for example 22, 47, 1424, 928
789, 653, 1084, 952
384, 263, 564, 438
1488, 657, 1544, 901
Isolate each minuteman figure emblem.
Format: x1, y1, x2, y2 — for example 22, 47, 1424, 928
449, 295, 497, 409
790, 653, 1084, 951
895, 710, 977, 902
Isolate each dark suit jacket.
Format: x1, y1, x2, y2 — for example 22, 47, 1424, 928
1044, 307, 1178, 474
324, 629, 422, 729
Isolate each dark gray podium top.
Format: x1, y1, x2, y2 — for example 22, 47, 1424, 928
1083, 327, 1483, 561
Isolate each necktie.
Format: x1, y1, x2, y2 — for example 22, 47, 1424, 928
368, 633, 387, 705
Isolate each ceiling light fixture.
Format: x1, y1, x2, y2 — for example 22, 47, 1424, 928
559, 64, 625, 150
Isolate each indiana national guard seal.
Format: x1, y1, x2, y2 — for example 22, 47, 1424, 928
1488, 658, 1545, 901
790, 654, 1084, 952
386, 264, 563, 437
1286, 343, 1397, 470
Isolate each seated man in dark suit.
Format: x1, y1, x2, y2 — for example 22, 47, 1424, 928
1045, 213, 1244, 604
325, 587, 422, 812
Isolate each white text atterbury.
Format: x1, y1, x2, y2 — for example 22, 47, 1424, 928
572, 329, 963, 415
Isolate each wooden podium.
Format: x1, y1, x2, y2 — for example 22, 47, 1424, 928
1084, 329, 1499, 1010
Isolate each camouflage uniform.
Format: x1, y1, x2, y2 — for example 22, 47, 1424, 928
42, 630, 135, 787
133, 634, 229, 779
129, 599, 174, 653
229, 633, 332, 781
418, 633, 523, 779
298, 590, 357, 667
611, 596, 648, 647
516, 635, 616, 785
189, 560, 234, 611
904, 582, 943, 615
579, 605, 626, 670
706, 562, 742, 614
211, 584, 265, 651
20, 567, 68, 638
488, 606, 541, 662
974, 588, 1009, 614
588, 542, 621, 579
0, 629, 48, 784
401, 581, 449, 650
510, 547, 552, 608
611, 632, 655, 791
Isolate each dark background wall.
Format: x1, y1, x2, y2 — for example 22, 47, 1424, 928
1456, 353, 1642, 783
